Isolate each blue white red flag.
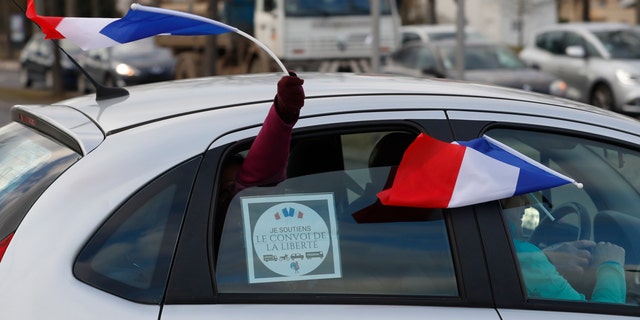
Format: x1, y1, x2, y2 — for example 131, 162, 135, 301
377, 133, 582, 208
26, 0, 288, 74
26, 0, 237, 50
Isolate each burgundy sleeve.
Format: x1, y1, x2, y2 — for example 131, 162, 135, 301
235, 103, 295, 189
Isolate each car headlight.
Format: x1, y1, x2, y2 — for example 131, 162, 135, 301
115, 63, 137, 77
549, 79, 567, 97
616, 69, 640, 85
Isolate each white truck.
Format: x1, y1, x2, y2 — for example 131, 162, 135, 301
157, 0, 400, 77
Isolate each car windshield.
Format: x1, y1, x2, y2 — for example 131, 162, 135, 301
593, 29, 640, 59
285, 0, 392, 16
440, 44, 527, 70
0, 123, 79, 241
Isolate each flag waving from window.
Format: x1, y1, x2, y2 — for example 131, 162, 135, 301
25, 0, 287, 73
377, 133, 582, 208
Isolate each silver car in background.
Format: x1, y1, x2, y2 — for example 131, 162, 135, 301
519, 22, 640, 114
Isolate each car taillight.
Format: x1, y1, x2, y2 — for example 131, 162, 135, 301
0, 232, 15, 262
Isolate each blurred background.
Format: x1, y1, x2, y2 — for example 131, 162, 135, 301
1, 0, 640, 118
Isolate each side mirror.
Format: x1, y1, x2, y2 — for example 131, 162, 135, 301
565, 45, 586, 58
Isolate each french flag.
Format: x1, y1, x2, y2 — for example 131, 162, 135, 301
377, 133, 582, 209
26, 0, 237, 50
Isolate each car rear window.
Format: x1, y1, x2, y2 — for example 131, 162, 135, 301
215, 131, 458, 297
0, 123, 79, 241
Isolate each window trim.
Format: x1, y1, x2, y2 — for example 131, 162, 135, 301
164, 118, 495, 307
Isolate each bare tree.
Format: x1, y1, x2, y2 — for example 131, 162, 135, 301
428, 0, 437, 24
48, 0, 63, 95
581, 0, 590, 21
204, 0, 218, 76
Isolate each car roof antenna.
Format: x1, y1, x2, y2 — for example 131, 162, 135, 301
13, 0, 129, 101
55, 43, 130, 101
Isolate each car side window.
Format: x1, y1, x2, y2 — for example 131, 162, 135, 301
393, 46, 419, 68
401, 32, 421, 45
417, 46, 437, 70
74, 157, 200, 304
489, 128, 640, 305
536, 31, 565, 55
565, 32, 601, 57
214, 130, 458, 297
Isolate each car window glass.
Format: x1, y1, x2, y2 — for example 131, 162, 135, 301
215, 130, 458, 297
74, 157, 200, 304
593, 29, 640, 59
401, 32, 421, 45
0, 123, 79, 243
537, 31, 565, 55
417, 46, 436, 69
489, 128, 640, 305
394, 46, 419, 68
565, 32, 583, 48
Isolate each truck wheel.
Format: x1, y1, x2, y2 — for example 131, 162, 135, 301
175, 53, 201, 79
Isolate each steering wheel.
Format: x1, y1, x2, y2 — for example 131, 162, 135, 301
530, 201, 592, 247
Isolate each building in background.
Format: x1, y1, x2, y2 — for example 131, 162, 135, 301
559, 0, 638, 23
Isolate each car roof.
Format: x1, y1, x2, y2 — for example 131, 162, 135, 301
421, 39, 507, 48
401, 24, 476, 33
534, 22, 632, 33
49, 73, 585, 129
12, 72, 638, 154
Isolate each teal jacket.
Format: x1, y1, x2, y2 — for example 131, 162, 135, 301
514, 240, 626, 303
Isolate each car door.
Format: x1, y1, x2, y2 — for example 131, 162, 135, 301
448, 107, 640, 319
160, 101, 502, 319
521, 31, 582, 101
555, 31, 596, 102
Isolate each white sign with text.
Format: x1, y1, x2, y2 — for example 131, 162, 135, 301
241, 193, 341, 283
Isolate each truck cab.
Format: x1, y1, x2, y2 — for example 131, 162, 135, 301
254, 0, 400, 72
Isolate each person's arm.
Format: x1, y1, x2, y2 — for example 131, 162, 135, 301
235, 74, 305, 189
590, 242, 626, 303
515, 240, 587, 301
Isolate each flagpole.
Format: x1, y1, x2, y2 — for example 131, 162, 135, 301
235, 29, 289, 76
131, 4, 289, 76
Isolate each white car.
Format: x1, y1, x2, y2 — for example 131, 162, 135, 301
0, 73, 639, 319
519, 22, 640, 114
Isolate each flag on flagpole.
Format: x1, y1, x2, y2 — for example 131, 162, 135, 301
25, 0, 288, 74
377, 133, 582, 209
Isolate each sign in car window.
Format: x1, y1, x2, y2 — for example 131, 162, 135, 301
241, 193, 341, 284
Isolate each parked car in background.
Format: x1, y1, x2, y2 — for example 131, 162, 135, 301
519, 22, 640, 114
77, 36, 176, 93
19, 32, 83, 90
400, 24, 486, 45
0, 72, 639, 319
383, 39, 567, 97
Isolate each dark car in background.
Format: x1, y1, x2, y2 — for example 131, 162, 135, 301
19, 32, 83, 90
77, 37, 176, 93
383, 39, 567, 97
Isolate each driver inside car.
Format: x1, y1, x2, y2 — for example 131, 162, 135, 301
501, 196, 626, 303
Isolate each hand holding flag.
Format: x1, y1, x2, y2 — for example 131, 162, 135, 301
377, 133, 582, 209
